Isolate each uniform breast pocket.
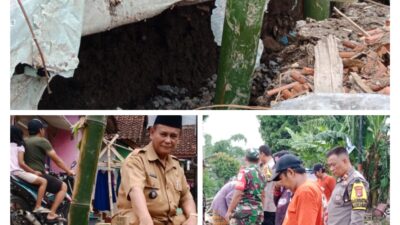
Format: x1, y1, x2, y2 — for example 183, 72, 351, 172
333, 188, 345, 206
144, 177, 161, 201
174, 180, 182, 192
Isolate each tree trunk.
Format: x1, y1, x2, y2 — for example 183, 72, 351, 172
214, 0, 267, 106
68, 116, 107, 225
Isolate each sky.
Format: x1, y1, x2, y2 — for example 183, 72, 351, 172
202, 114, 264, 150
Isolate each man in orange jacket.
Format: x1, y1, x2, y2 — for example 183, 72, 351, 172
313, 163, 336, 201
272, 154, 324, 225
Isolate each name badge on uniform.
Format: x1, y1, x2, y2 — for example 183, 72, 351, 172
335, 194, 341, 202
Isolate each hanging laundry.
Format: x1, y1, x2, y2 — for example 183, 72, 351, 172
93, 170, 116, 211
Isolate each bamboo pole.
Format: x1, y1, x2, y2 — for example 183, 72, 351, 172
214, 0, 268, 106
68, 116, 107, 225
107, 145, 114, 216
304, 0, 330, 21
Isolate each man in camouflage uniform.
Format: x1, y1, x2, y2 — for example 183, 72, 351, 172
326, 146, 369, 225
225, 149, 266, 225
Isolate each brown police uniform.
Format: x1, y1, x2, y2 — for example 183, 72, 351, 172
113, 143, 193, 225
327, 167, 369, 225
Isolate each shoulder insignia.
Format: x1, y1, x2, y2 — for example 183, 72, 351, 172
133, 148, 145, 155
351, 180, 368, 210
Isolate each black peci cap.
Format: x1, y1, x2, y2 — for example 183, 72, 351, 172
154, 116, 182, 129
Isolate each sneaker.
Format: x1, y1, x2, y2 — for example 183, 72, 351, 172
33, 207, 51, 213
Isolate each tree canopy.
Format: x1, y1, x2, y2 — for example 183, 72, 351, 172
203, 134, 245, 198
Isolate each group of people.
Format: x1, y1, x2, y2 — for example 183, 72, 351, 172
12, 117, 371, 225
10, 119, 75, 222
210, 145, 369, 225
11, 116, 198, 225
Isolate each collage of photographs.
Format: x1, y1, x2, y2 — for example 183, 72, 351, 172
6, 0, 396, 225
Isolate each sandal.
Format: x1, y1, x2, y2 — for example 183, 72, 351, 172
33, 207, 51, 213
47, 215, 67, 223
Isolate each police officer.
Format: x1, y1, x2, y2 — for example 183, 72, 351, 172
259, 145, 276, 225
326, 146, 369, 225
114, 116, 197, 225
225, 149, 266, 225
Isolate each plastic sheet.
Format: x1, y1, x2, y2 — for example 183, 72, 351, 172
271, 93, 390, 110
210, 0, 269, 67
10, 0, 208, 109
10, 0, 84, 78
81, 0, 184, 36
10, 74, 49, 110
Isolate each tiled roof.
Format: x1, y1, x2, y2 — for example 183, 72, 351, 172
174, 125, 197, 158
106, 116, 147, 142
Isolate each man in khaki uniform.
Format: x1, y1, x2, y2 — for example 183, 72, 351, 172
258, 145, 276, 225
113, 116, 197, 225
326, 146, 369, 225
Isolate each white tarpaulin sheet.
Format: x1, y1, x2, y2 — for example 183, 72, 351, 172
82, 0, 187, 36
11, 0, 84, 109
10, 0, 84, 78
210, 0, 269, 67
10, 0, 206, 109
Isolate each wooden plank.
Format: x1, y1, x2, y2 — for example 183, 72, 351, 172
314, 35, 344, 93
350, 72, 374, 93
107, 146, 114, 216
99, 135, 119, 159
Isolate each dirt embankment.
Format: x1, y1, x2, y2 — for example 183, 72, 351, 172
39, 2, 218, 109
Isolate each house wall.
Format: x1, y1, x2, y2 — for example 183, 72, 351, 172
49, 116, 81, 173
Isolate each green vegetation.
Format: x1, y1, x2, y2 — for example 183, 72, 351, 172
203, 134, 245, 198
257, 115, 390, 207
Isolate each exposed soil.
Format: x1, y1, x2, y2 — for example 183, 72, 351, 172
38, 0, 389, 109
38, 2, 218, 109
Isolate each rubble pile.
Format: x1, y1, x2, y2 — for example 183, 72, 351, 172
253, 2, 390, 107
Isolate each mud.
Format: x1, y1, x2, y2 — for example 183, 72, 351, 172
38, 2, 218, 109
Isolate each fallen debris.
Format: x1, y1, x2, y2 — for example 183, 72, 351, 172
254, 2, 390, 107
314, 35, 343, 93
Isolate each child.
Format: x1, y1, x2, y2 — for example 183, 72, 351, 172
10, 125, 50, 213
